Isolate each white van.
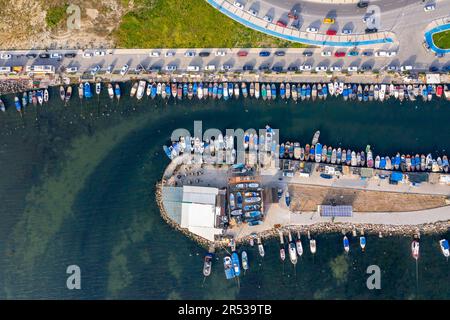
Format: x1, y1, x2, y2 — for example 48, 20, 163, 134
0, 66, 11, 73
187, 65, 200, 72
66, 66, 78, 73
400, 65, 413, 71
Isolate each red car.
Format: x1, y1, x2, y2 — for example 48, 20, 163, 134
237, 51, 248, 57
276, 20, 287, 28
326, 29, 337, 36
334, 51, 346, 57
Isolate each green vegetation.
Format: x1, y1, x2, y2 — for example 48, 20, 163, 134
432, 30, 450, 49
46, 3, 68, 29
114, 0, 306, 48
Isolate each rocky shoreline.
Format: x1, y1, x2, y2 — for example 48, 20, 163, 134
156, 179, 449, 250
0, 79, 33, 95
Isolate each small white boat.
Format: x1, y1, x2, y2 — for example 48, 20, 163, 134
296, 232, 303, 256
412, 239, 419, 260
136, 80, 146, 100
242, 251, 249, 271
107, 83, 114, 99
258, 241, 265, 258
343, 236, 350, 253
146, 83, 152, 96
43, 89, 49, 102
95, 82, 101, 95
310, 239, 316, 254
360, 236, 366, 252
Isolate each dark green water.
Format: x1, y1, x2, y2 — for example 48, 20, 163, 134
0, 84, 449, 299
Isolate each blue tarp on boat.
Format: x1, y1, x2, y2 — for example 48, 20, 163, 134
390, 172, 403, 182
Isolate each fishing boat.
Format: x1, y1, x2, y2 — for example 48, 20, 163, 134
305, 84, 311, 100
177, 83, 183, 100
241, 82, 248, 98
289, 242, 297, 265
315, 143, 322, 163
0, 98, 5, 112
286, 83, 291, 100
293, 142, 301, 159
203, 253, 213, 277
360, 236, 366, 252
379, 84, 386, 102
223, 256, 235, 279
255, 82, 260, 99
14, 96, 21, 112
217, 83, 223, 99
343, 236, 350, 253
43, 89, 49, 102
292, 84, 298, 101
374, 84, 379, 101
21, 92, 27, 108
357, 84, 363, 101
234, 83, 240, 98
309, 239, 316, 254
161, 83, 167, 99
261, 84, 267, 100
258, 240, 265, 257
188, 83, 194, 100
318, 83, 323, 100
280, 246, 286, 261
280, 83, 286, 99
271, 84, 276, 100
231, 252, 241, 277
300, 84, 306, 101
157, 82, 162, 96
59, 86, 65, 101
336, 148, 342, 164
37, 90, 44, 105
312, 130, 320, 146
115, 83, 121, 100
296, 232, 303, 256
146, 83, 152, 97
95, 82, 101, 95
130, 82, 138, 97
328, 82, 335, 96
28, 91, 33, 105
412, 238, 419, 260
171, 83, 177, 98
164, 83, 171, 98
78, 85, 84, 100
108, 83, 114, 99
439, 239, 449, 259
212, 83, 217, 99
241, 251, 249, 271
249, 82, 255, 98
221, 82, 227, 100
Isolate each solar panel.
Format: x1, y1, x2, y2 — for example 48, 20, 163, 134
320, 205, 353, 217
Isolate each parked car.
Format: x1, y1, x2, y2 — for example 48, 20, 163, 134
326, 29, 337, 36
39, 53, 50, 59
106, 65, 114, 74
347, 66, 358, 72
287, 66, 298, 72
135, 65, 144, 73
263, 15, 273, 23
259, 51, 270, 57
184, 51, 196, 57
221, 64, 232, 71
299, 65, 312, 71
215, 51, 226, 56
387, 65, 398, 71
233, 1, 244, 9
274, 51, 285, 56
65, 66, 78, 73
82, 52, 93, 58
50, 53, 62, 59
342, 29, 352, 35
362, 51, 373, 56
237, 51, 248, 57
0, 53, 12, 59
303, 51, 313, 57
429, 66, 439, 72
329, 66, 342, 72
165, 65, 177, 71
26, 53, 37, 58
276, 20, 287, 27
315, 66, 328, 72
386, 51, 397, 57
165, 51, 175, 57
247, 8, 258, 16
357, 1, 369, 8
424, 4, 435, 12
149, 65, 162, 72
334, 51, 346, 57
365, 28, 378, 33
321, 51, 332, 57
64, 53, 76, 58
323, 18, 335, 24
204, 64, 216, 71
94, 51, 106, 56
375, 51, 387, 57
186, 65, 200, 72
272, 66, 283, 72
361, 65, 372, 71
306, 27, 318, 33
120, 64, 129, 75
199, 52, 210, 57
243, 65, 254, 71
347, 51, 359, 56
259, 64, 270, 71
90, 65, 100, 75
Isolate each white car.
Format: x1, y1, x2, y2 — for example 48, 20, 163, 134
221, 64, 232, 71
400, 65, 413, 71
187, 65, 200, 72
165, 51, 175, 57
247, 8, 258, 16
184, 51, 196, 57
315, 66, 328, 72
215, 50, 226, 56
50, 53, 62, 59
233, 1, 244, 9
120, 64, 129, 75
375, 51, 387, 57
329, 66, 342, 72
204, 65, 216, 71
386, 51, 397, 57
342, 29, 352, 35
82, 52, 93, 58
90, 65, 100, 75
299, 64, 312, 71
306, 27, 318, 33
106, 65, 114, 74
347, 66, 358, 72
94, 51, 106, 56
321, 51, 332, 57
263, 15, 273, 23
0, 53, 12, 59
65, 66, 78, 73
387, 65, 398, 71
165, 65, 177, 71
424, 4, 435, 12
150, 51, 160, 57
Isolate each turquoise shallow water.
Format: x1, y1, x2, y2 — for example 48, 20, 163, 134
0, 83, 449, 299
